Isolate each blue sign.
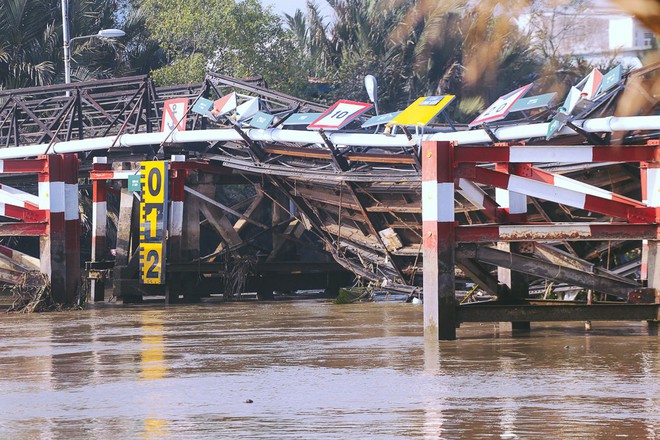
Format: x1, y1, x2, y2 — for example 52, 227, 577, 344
361, 111, 401, 128
191, 97, 214, 117
249, 111, 274, 129
510, 93, 556, 112
282, 113, 322, 126
598, 65, 622, 96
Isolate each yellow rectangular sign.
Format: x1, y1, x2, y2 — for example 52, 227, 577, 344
140, 242, 164, 284
389, 95, 455, 127
140, 161, 168, 284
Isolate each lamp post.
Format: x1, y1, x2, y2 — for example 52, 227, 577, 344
61, 0, 125, 84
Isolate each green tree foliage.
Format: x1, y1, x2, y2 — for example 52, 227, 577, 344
0, 0, 58, 88
287, 0, 540, 119
143, 0, 305, 91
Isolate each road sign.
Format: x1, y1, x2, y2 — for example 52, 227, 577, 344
509, 92, 556, 112
234, 97, 260, 121
468, 83, 533, 127
250, 111, 274, 129
282, 113, 322, 126
128, 174, 141, 192
161, 98, 188, 132
581, 68, 603, 99
597, 65, 622, 97
139, 161, 168, 285
546, 86, 581, 140
361, 111, 401, 128
307, 100, 372, 130
212, 92, 237, 117
191, 97, 214, 118
389, 95, 455, 127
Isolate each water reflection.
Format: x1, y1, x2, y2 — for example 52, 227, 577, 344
138, 310, 169, 439
0, 302, 657, 439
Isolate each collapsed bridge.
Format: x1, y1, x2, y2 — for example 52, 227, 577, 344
0, 64, 658, 339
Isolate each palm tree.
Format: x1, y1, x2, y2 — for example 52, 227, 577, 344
0, 0, 58, 89
0, 0, 157, 89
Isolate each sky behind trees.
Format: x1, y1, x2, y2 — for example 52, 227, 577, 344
261, 0, 331, 18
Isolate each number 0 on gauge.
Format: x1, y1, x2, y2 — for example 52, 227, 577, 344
307, 100, 372, 130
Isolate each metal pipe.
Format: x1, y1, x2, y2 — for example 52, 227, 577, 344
0, 115, 658, 160
61, 0, 71, 85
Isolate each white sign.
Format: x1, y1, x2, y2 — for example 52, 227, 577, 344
468, 83, 533, 127
308, 100, 372, 130
161, 98, 188, 132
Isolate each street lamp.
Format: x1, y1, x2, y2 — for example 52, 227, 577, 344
364, 74, 379, 115
61, 0, 125, 84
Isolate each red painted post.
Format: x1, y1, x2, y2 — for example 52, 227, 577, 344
90, 157, 110, 302
63, 154, 81, 304
39, 155, 68, 303
422, 141, 456, 340
169, 155, 186, 261
166, 155, 186, 304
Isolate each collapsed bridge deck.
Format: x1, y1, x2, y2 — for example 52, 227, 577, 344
0, 65, 659, 338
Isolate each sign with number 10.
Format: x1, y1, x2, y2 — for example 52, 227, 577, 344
139, 161, 169, 284
308, 100, 372, 130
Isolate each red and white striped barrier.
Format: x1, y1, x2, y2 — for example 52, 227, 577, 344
456, 223, 659, 243
456, 165, 658, 223
0, 184, 39, 209
454, 144, 659, 164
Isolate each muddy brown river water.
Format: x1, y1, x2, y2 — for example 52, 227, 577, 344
0, 300, 658, 439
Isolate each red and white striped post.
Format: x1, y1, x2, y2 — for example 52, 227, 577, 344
169, 155, 186, 261
38, 154, 68, 303
63, 154, 81, 303
166, 155, 186, 304
422, 140, 457, 340
90, 157, 110, 302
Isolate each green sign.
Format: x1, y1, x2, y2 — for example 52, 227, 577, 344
128, 174, 141, 192
510, 93, 556, 112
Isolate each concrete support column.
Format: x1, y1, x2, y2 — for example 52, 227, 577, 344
422, 141, 456, 340
90, 157, 110, 302
112, 187, 135, 300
